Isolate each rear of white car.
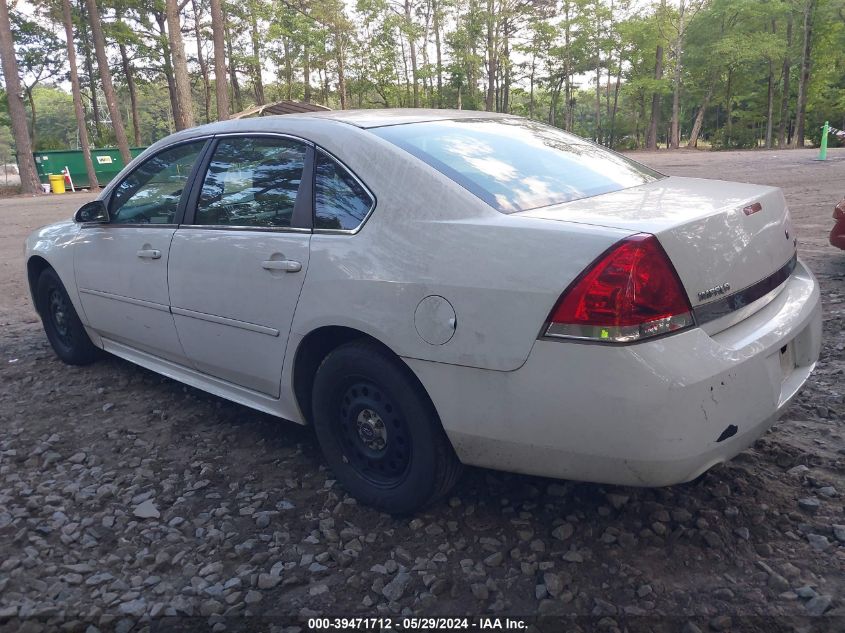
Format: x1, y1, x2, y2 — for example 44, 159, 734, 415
375, 117, 822, 487
406, 253, 820, 486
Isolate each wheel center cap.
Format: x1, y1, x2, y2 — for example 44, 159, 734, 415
356, 408, 387, 451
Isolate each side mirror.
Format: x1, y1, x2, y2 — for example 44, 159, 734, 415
74, 200, 109, 224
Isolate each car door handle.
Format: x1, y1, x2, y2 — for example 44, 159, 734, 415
262, 259, 301, 273
137, 249, 161, 259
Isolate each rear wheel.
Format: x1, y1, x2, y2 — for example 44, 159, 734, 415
36, 267, 99, 365
311, 341, 461, 514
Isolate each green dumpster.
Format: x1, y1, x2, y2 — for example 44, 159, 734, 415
33, 147, 146, 189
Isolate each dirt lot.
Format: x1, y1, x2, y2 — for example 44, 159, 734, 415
1, 148, 843, 633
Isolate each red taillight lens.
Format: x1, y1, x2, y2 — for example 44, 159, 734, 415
833, 199, 845, 220
545, 234, 694, 343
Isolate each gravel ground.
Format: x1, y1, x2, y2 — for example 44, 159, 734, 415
0, 148, 843, 633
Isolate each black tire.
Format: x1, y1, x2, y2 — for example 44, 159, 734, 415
311, 341, 462, 514
36, 267, 100, 366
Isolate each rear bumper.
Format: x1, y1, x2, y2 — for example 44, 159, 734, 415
405, 259, 822, 486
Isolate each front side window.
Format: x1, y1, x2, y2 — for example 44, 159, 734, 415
314, 152, 373, 231
109, 141, 205, 224
195, 137, 306, 228
371, 118, 663, 213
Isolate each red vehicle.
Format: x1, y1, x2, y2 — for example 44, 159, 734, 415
832, 198, 845, 250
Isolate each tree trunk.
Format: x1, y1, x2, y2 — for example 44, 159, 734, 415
646, 42, 664, 149
283, 37, 292, 100
528, 54, 536, 119
77, 0, 101, 137
646, 0, 665, 149
485, 0, 495, 111
466, 3, 477, 108
119, 43, 141, 146
778, 14, 792, 148
725, 68, 734, 146
0, 0, 40, 193
209, 0, 229, 120
635, 102, 641, 148
420, 1, 432, 107
155, 12, 179, 126
687, 81, 714, 148
594, 11, 601, 143
549, 76, 563, 126
303, 40, 311, 102
191, 0, 211, 122
605, 1, 613, 135
398, 31, 410, 107
609, 63, 622, 148
166, 0, 195, 130
433, 0, 443, 107
502, 19, 510, 113
495, 59, 500, 111
249, 7, 265, 105
320, 65, 329, 105
670, 0, 685, 149
335, 31, 348, 109
563, 0, 572, 131
792, 0, 815, 148
25, 86, 37, 150
405, 0, 419, 107
224, 25, 242, 112
84, 0, 131, 164
62, 0, 98, 188
765, 23, 775, 149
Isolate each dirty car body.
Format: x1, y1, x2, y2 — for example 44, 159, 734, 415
25, 110, 822, 512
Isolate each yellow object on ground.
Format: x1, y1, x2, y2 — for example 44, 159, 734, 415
48, 174, 66, 194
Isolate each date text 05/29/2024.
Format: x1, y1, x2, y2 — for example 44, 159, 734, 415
307, 617, 528, 630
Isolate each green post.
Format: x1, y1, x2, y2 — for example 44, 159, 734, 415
819, 121, 829, 161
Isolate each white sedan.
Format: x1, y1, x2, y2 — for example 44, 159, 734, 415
25, 110, 822, 513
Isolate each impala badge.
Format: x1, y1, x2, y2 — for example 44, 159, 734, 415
698, 283, 731, 301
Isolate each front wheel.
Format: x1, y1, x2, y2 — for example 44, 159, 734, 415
36, 267, 100, 365
311, 341, 461, 514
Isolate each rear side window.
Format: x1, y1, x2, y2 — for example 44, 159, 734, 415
371, 118, 663, 213
195, 137, 306, 228
314, 151, 374, 231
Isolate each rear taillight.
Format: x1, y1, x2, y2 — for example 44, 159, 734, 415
544, 234, 694, 343
833, 199, 845, 220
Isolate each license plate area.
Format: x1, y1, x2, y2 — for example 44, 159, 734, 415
779, 341, 796, 380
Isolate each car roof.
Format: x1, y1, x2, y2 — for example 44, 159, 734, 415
278, 108, 516, 129
166, 109, 516, 141
136, 109, 517, 177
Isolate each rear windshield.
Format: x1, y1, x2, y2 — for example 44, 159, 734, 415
371, 118, 663, 213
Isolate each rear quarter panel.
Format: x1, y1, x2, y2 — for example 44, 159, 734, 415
290, 126, 632, 371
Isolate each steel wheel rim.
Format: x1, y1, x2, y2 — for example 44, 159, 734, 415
336, 379, 411, 487
48, 288, 73, 347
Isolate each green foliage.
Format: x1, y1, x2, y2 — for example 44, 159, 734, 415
28, 85, 75, 150
0, 125, 13, 166
7, 0, 845, 152
9, 9, 65, 89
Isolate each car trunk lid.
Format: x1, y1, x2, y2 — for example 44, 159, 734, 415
518, 176, 797, 328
